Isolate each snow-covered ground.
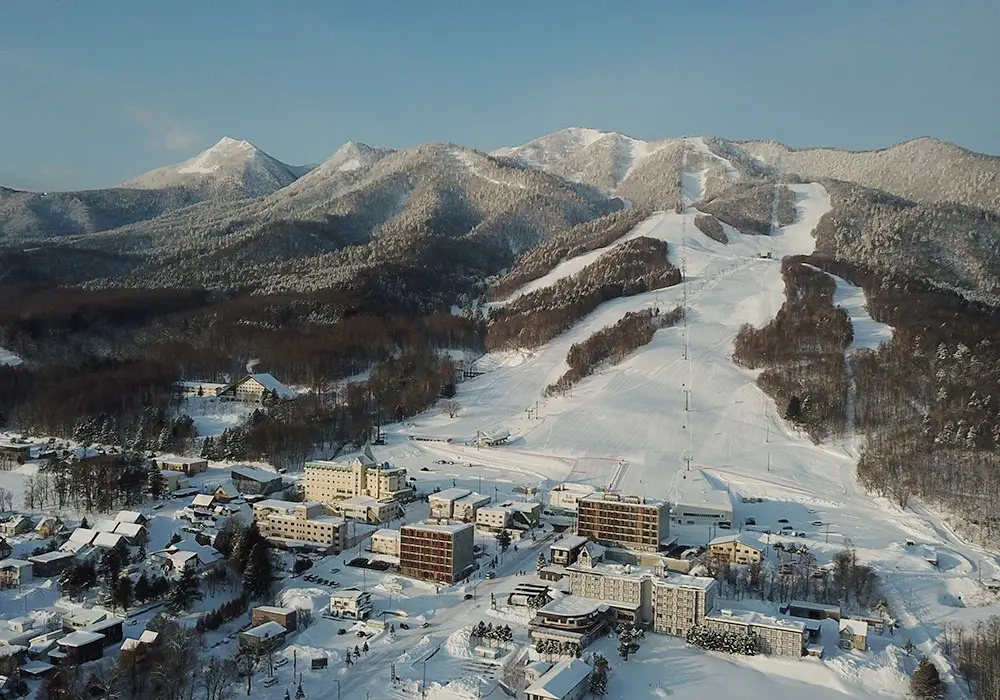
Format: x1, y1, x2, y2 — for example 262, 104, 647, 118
0, 346, 23, 366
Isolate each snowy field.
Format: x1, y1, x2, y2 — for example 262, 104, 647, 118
0, 346, 23, 366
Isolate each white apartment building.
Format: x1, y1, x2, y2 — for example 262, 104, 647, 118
334, 495, 401, 524
652, 573, 717, 636
548, 482, 598, 514
304, 451, 412, 504
252, 500, 346, 551
428, 488, 472, 518
475, 505, 511, 532
452, 493, 491, 522
329, 588, 374, 620
704, 609, 805, 657
370, 529, 400, 556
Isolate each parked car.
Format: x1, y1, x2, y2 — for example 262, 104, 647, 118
778, 518, 789, 524
485, 572, 495, 580
420, 622, 430, 628
781, 525, 793, 531
357, 630, 368, 638
330, 568, 340, 574
275, 658, 289, 668
740, 496, 749, 503
755, 497, 763, 503
399, 622, 410, 630
464, 593, 474, 601
796, 532, 806, 538
744, 517, 756, 526
263, 677, 279, 688
420, 467, 430, 471
811, 520, 823, 526
337, 628, 347, 635
717, 521, 731, 530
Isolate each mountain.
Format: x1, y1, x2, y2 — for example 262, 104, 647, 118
120, 136, 313, 199
730, 137, 1000, 214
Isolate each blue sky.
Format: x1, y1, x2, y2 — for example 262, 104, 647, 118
2, 0, 998, 191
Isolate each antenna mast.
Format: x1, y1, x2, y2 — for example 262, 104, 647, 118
681, 148, 693, 472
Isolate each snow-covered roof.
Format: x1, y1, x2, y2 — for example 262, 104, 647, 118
159, 456, 206, 466
115, 511, 144, 524
59, 631, 105, 647
114, 522, 145, 538
0, 558, 31, 570
120, 638, 141, 651
707, 609, 806, 633
213, 480, 239, 496
92, 519, 117, 534
429, 488, 472, 503
139, 630, 159, 644
231, 466, 282, 483
670, 469, 733, 512
253, 499, 300, 513
538, 596, 607, 618
191, 494, 216, 508
709, 531, 764, 549
243, 621, 287, 638
246, 373, 296, 399
550, 535, 589, 552
658, 572, 718, 591
580, 492, 665, 508
68, 528, 98, 545
454, 492, 490, 505
788, 599, 841, 614
255, 606, 295, 615
20, 661, 54, 675
338, 495, 382, 507
403, 520, 473, 535
93, 532, 125, 549
372, 529, 400, 540
29, 550, 75, 563
330, 588, 368, 601
840, 618, 868, 636
525, 658, 592, 700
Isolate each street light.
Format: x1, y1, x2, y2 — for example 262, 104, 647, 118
421, 660, 428, 700
331, 679, 340, 700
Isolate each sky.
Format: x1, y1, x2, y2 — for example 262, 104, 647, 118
1, 0, 998, 191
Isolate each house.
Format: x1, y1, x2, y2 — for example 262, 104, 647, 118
0, 539, 10, 560
114, 511, 148, 526
0, 559, 33, 587
92, 519, 117, 534
112, 522, 147, 545
784, 600, 842, 621
34, 517, 64, 538
399, 521, 475, 584
159, 471, 189, 493
251, 606, 298, 632
190, 494, 216, 511
120, 629, 159, 667
51, 631, 105, 665
61, 608, 107, 630
708, 532, 765, 564
0, 515, 34, 536
217, 374, 296, 403
19, 661, 55, 679
92, 532, 126, 551
525, 658, 592, 700
29, 551, 76, 577
79, 618, 124, 648
528, 596, 612, 652
238, 621, 287, 652
0, 442, 32, 462
230, 466, 283, 496
549, 535, 590, 566
157, 457, 208, 475
157, 544, 224, 575
370, 529, 400, 556
523, 661, 553, 686
839, 618, 868, 651
60, 528, 98, 554
329, 589, 373, 620
212, 481, 241, 503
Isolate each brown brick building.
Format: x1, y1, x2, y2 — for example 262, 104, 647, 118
576, 493, 669, 553
399, 521, 474, 584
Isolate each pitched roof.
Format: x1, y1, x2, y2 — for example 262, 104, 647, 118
92, 519, 118, 534
231, 466, 282, 483
243, 621, 286, 639
139, 630, 159, 644
59, 631, 105, 647
68, 528, 98, 545
840, 618, 868, 636
248, 373, 296, 399
92, 532, 125, 549
709, 531, 764, 549
114, 522, 145, 538
115, 511, 145, 524
191, 494, 216, 508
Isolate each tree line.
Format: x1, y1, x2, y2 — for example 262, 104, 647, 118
486, 237, 681, 351
546, 306, 685, 396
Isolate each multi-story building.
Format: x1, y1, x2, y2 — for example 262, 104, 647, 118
576, 493, 669, 553
651, 574, 717, 636
304, 446, 412, 504
428, 488, 472, 518
399, 521, 474, 584
329, 588, 374, 620
251, 606, 298, 632
708, 532, 765, 564
452, 493, 491, 522
566, 546, 652, 624
475, 505, 512, 532
548, 482, 598, 514
334, 495, 401, 524
549, 535, 589, 566
157, 457, 208, 475
252, 500, 346, 551
230, 466, 284, 496
528, 597, 612, 651
704, 609, 805, 657
370, 529, 400, 556
669, 469, 733, 527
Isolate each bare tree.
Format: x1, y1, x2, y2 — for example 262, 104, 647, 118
443, 401, 461, 419
201, 657, 238, 700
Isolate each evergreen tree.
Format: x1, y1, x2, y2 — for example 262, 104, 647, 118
134, 572, 151, 603
242, 542, 276, 600
295, 682, 305, 699
148, 468, 167, 501
232, 521, 265, 574
494, 529, 512, 558
156, 424, 172, 452
785, 395, 803, 422
589, 654, 609, 697
200, 436, 215, 460
170, 565, 202, 612
537, 551, 546, 572
115, 575, 133, 614
80, 516, 89, 529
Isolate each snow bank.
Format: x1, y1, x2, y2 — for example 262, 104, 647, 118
0, 347, 23, 367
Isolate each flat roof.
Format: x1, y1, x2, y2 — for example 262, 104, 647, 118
20, 661, 54, 675
525, 658, 592, 700
59, 631, 105, 647
331, 588, 368, 600
707, 609, 806, 633
402, 520, 472, 535
539, 596, 607, 617
429, 488, 472, 503
788, 600, 841, 613
231, 466, 282, 482
550, 535, 589, 552
253, 499, 300, 511
454, 492, 490, 504
159, 456, 207, 465
671, 469, 733, 511
255, 606, 295, 615
243, 621, 286, 638
580, 492, 665, 507
658, 572, 718, 591
339, 495, 383, 507
0, 558, 32, 568
710, 532, 764, 548
372, 529, 400, 539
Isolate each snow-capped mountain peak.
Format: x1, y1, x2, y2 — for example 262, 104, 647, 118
120, 137, 312, 199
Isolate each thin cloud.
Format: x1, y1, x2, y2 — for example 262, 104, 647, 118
124, 105, 201, 152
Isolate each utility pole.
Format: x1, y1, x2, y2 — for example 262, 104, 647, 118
767, 453, 771, 473
422, 660, 427, 700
